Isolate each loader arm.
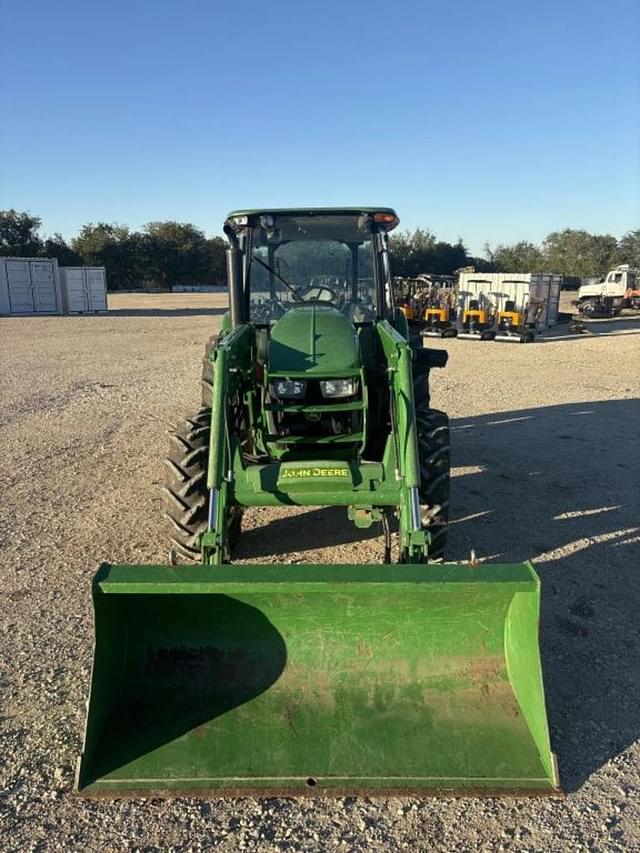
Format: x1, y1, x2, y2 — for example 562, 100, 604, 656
376, 320, 427, 559
202, 324, 253, 564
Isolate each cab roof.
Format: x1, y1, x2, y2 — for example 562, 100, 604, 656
226, 207, 399, 231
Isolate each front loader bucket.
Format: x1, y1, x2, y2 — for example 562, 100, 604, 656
77, 562, 559, 796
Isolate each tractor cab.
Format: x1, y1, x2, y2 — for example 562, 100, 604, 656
224, 208, 399, 326
223, 209, 402, 462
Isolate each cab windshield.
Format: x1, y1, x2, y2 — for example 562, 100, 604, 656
248, 214, 376, 324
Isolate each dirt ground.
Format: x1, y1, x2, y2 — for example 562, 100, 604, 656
1, 292, 639, 851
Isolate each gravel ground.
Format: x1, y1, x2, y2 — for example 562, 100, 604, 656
1, 292, 639, 851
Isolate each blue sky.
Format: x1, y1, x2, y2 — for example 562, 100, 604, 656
1, 0, 638, 254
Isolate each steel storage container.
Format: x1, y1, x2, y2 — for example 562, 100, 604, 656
456, 272, 562, 327
0, 257, 63, 315
60, 267, 108, 313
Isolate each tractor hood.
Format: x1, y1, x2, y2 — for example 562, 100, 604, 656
268, 305, 360, 375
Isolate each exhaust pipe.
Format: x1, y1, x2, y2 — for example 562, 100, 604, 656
224, 224, 244, 327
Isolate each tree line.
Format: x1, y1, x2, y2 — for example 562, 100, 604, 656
484, 230, 640, 279
0, 210, 226, 290
1, 209, 638, 289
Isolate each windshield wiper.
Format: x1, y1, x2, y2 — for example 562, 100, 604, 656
251, 253, 303, 302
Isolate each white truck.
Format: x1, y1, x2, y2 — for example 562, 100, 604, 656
576, 265, 640, 316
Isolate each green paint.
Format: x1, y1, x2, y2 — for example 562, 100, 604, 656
198, 311, 428, 561
265, 401, 365, 414
268, 305, 360, 375
77, 562, 558, 794
375, 321, 422, 554
232, 457, 395, 507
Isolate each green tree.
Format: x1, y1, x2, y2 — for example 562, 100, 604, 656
72, 223, 143, 289
468, 255, 494, 273
430, 239, 469, 274
0, 209, 44, 256
542, 229, 618, 277
490, 241, 545, 272
481, 243, 497, 271
389, 229, 468, 276
616, 229, 640, 268
141, 221, 213, 289
207, 236, 227, 284
43, 233, 82, 266
388, 228, 437, 277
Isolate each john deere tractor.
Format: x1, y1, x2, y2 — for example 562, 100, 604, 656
165, 208, 449, 566
77, 209, 558, 796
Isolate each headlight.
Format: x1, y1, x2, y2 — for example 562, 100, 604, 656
320, 379, 357, 398
271, 380, 307, 399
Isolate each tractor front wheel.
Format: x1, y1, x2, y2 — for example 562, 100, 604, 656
163, 407, 242, 562
416, 407, 450, 561
410, 354, 450, 561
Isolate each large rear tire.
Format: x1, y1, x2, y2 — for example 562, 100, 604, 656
163, 407, 242, 562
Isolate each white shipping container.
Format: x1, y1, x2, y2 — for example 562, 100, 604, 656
456, 272, 562, 327
60, 267, 108, 313
0, 257, 63, 315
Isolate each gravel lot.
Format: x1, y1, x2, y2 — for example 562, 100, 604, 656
1, 292, 639, 851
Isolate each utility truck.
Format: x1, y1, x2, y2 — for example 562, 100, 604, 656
576, 265, 640, 316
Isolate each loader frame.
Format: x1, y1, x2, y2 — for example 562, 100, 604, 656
201, 318, 431, 564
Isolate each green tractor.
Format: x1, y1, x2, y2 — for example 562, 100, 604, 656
77, 208, 559, 796
167, 208, 449, 566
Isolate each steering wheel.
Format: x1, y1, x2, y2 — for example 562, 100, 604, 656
299, 285, 338, 303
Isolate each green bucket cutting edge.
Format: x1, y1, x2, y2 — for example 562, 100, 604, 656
76, 562, 560, 796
